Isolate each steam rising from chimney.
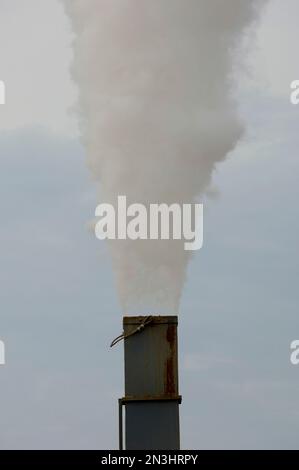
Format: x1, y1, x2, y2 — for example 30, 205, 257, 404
63, 0, 265, 313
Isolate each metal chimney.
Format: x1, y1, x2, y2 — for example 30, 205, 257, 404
118, 315, 181, 450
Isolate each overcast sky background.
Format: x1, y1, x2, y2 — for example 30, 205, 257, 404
0, 0, 299, 449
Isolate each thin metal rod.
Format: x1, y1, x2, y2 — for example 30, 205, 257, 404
118, 399, 123, 450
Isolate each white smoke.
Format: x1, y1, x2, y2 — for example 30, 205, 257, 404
63, 0, 265, 314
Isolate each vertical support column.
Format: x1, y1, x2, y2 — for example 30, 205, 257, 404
121, 316, 181, 450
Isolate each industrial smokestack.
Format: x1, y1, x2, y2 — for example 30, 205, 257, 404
62, 0, 267, 450
118, 315, 181, 450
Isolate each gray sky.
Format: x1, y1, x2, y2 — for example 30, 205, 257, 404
0, 0, 299, 449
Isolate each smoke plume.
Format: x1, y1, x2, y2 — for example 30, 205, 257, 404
63, 0, 265, 314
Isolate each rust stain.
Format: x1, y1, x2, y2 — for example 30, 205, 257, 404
165, 357, 175, 395
164, 325, 176, 395
166, 324, 176, 347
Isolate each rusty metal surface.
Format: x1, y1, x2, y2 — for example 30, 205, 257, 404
123, 316, 178, 325
123, 316, 179, 400
121, 395, 182, 403
122, 315, 181, 450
